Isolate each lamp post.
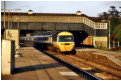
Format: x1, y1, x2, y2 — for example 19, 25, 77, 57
1, 9, 21, 29
108, 20, 111, 49
4, 1, 6, 29
101, 20, 111, 49
1, 1, 6, 39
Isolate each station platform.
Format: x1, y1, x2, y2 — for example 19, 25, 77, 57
75, 47, 121, 67
3, 45, 84, 80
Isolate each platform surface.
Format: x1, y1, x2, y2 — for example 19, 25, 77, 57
2, 46, 84, 80
75, 47, 121, 67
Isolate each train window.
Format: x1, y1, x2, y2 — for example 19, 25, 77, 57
36, 38, 39, 41
38, 38, 41, 41
59, 35, 74, 42
43, 37, 48, 41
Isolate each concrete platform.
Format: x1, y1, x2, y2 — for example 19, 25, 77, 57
2, 46, 84, 80
75, 47, 121, 67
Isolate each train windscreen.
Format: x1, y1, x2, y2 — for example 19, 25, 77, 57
59, 35, 74, 42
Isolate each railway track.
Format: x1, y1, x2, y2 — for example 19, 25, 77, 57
37, 49, 101, 80
61, 55, 121, 79
22, 43, 121, 80
38, 49, 121, 80
21, 44, 100, 80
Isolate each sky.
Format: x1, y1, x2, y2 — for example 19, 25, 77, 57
1, 1, 121, 17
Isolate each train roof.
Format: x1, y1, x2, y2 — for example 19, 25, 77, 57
21, 34, 52, 38
21, 32, 73, 38
33, 35, 52, 37
58, 32, 73, 35
52, 31, 73, 36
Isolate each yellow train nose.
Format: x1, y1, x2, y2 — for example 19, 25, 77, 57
59, 43, 75, 52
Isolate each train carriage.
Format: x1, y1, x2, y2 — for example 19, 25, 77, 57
20, 32, 75, 52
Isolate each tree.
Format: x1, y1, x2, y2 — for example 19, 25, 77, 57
108, 6, 120, 18
116, 29, 121, 41
98, 6, 121, 19
98, 12, 109, 20
111, 24, 121, 41
110, 17, 120, 34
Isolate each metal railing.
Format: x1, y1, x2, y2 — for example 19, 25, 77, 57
83, 17, 107, 29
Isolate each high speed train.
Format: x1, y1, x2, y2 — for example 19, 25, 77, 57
20, 32, 75, 52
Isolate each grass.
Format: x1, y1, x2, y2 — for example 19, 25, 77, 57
115, 50, 121, 52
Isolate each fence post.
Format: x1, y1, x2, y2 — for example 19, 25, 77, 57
118, 41, 119, 47
113, 41, 115, 48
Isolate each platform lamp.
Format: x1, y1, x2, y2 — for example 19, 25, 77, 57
28, 9, 33, 14
101, 20, 111, 49
76, 11, 81, 15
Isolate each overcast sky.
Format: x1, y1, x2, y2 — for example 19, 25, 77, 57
1, 1, 121, 17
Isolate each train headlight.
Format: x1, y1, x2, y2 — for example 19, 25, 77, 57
61, 43, 65, 45
61, 43, 74, 45
70, 43, 75, 45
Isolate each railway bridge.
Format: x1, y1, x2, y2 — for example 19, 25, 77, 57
1, 12, 108, 48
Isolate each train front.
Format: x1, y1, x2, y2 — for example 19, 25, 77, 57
58, 32, 75, 52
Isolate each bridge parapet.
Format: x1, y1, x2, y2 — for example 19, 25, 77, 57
83, 17, 107, 29
95, 23, 107, 29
